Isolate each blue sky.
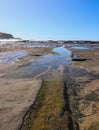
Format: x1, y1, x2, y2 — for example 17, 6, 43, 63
0, 0, 99, 40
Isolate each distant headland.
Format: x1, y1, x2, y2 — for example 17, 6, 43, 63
0, 32, 14, 39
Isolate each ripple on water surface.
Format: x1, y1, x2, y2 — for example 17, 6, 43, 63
6, 46, 71, 79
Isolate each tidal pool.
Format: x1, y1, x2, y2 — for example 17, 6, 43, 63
0, 51, 27, 65
71, 46, 91, 50
7, 46, 70, 78
67, 44, 97, 50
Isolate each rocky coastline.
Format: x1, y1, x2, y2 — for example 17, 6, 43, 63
0, 40, 98, 130
0, 32, 14, 39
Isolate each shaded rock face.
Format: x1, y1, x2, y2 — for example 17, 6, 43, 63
0, 32, 14, 39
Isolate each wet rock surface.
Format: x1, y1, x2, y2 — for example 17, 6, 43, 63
71, 49, 99, 75
0, 41, 99, 130
68, 45, 99, 130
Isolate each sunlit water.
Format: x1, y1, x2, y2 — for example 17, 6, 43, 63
8, 46, 70, 78
0, 52, 27, 65
67, 44, 99, 50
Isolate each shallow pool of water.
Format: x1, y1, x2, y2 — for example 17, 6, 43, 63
0, 52, 27, 65
7, 46, 70, 78
66, 44, 98, 50
71, 46, 91, 50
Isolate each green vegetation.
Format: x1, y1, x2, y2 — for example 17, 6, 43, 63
21, 79, 69, 130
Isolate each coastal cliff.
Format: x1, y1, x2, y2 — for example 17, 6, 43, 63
0, 32, 14, 39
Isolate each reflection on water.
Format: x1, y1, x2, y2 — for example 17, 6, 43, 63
23, 42, 61, 48
0, 52, 27, 65
24, 44, 49, 48
71, 46, 91, 50
38, 46, 70, 67
9, 46, 70, 78
66, 44, 99, 50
